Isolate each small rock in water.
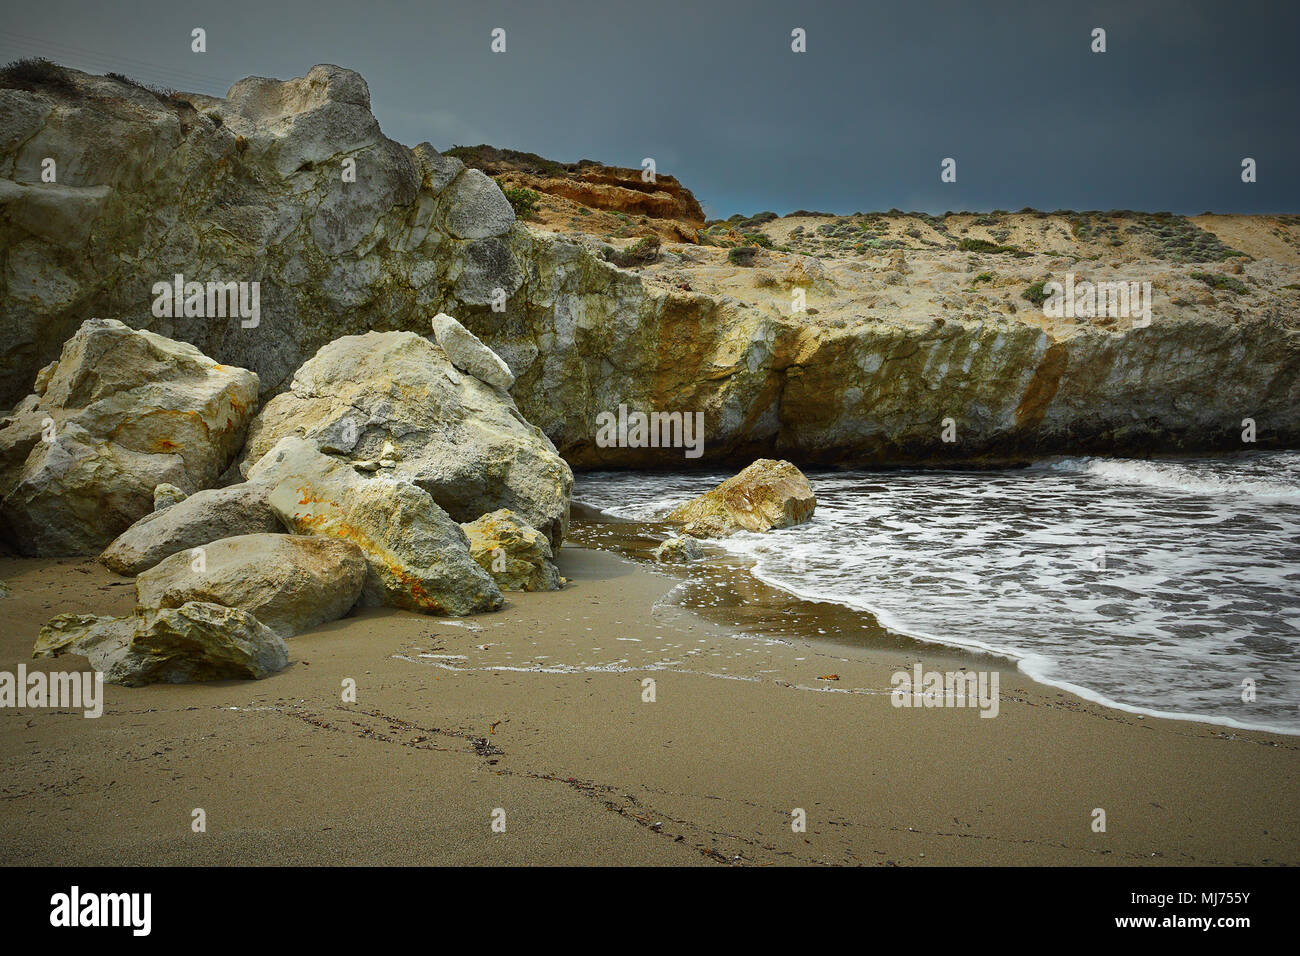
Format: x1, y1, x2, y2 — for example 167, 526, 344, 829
666, 459, 816, 537
653, 535, 705, 563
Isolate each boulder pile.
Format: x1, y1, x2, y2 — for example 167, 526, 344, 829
6, 315, 571, 685
247, 436, 504, 615
238, 317, 571, 548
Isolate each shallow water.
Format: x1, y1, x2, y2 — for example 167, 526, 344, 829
575, 451, 1300, 734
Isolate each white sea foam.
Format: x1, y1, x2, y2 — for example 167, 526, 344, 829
576, 452, 1300, 734
1044, 455, 1300, 500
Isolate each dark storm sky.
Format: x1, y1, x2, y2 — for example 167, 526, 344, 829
3, 0, 1297, 217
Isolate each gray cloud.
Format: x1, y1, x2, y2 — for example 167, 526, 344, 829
3, 0, 1296, 215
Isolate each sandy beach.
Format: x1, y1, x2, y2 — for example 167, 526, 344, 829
3, 525, 1296, 867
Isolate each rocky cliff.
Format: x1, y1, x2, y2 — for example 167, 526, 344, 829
2, 62, 1297, 469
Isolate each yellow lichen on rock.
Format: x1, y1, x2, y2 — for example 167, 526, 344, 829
461, 508, 563, 592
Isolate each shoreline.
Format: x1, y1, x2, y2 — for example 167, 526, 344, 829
3, 541, 1296, 866
569, 514, 1300, 738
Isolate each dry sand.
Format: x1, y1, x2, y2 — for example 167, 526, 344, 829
1, 537, 1297, 866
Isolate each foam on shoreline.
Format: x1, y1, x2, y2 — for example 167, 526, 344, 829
572, 451, 1300, 736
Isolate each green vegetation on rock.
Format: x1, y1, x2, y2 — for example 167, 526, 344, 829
1190, 271, 1249, 295
959, 237, 1031, 258
499, 184, 541, 219
605, 235, 660, 268
1022, 280, 1051, 306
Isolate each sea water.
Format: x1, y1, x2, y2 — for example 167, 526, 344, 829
575, 451, 1300, 734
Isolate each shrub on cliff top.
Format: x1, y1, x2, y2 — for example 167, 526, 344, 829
959, 237, 1031, 258
734, 211, 778, 230
447, 144, 567, 177
500, 184, 540, 219
1132, 215, 1247, 262
0, 57, 76, 94
105, 71, 184, 106
604, 235, 660, 268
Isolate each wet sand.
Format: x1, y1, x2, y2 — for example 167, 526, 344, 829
1, 535, 1297, 866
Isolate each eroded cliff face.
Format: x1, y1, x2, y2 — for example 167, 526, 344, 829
444, 144, 706, 243
499, 241, 1300, 465
2, 63, 1297, 469
0, 64, 520, 406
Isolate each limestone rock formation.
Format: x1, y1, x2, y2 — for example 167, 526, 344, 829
34, 601, 288, 686
653, 535, 706, 562
100, 482, 283, 575
239, 330, 571, 547
0, 63, 519, 409
247, 436, 502, 615
135, 532, 366, 638
667, 460, 816, 537
2, 63, 1297, 470
461, 509, 563, 592
0, 318, 258, 555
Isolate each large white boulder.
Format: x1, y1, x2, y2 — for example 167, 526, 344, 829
100, 483, 284, 575
239, 330, 570, 547
135, 532, 367, 638
0, 319, 259, 555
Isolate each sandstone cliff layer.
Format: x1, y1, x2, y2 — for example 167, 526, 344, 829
445, 144, 706, 243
